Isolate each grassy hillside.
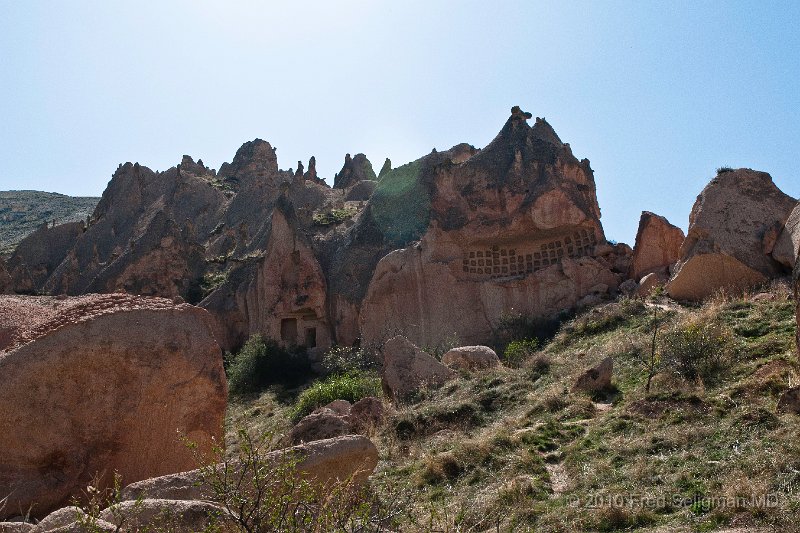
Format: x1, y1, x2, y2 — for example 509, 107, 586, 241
227, 282, 799, 532
0, 190, 99, 255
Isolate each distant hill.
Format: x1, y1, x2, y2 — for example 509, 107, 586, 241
0, 190, 99, 255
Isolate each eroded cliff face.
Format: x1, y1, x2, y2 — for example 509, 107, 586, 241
5, 107, 631, 352
359, 108, 625, 347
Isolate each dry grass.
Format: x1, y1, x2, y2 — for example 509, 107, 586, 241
225, 286, 799, 531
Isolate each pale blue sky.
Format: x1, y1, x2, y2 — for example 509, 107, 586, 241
1, 1, 797, 243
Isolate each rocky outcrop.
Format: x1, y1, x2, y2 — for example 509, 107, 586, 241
635, 271, 668, 298
288, 398, 386, 444
573, 357, 613, 392
795, 254, 799, 357
667, 169, 796, 301
333, 153, 377, 190
99, 499, 234, 533
381, 336, 455, 401
629, 211, 684, 280
119, 435, 379, 502
441, 346, 500, 371
0, 294, 227, 519
5, 221, 84, 293
360, 108, 623, 347
5, 107, 630, 355
773, 202, 800, 269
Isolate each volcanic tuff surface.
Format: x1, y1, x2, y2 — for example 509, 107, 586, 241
0, 191, 99, 255
5, 107, 796, 355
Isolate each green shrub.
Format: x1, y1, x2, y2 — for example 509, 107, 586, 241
320, 345, 379, 375
503, 339, 539, 368
312, 207, 358, 226
659, 318, 735, 384
227, 335, 311, 395
716, 166, 734, 174
292, 372, 382, 421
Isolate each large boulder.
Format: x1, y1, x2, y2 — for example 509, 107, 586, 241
441, 346, 500, 371
99, 499, 234, 533
629, 211, 684, 280
667, 169, 796, 301
381, 336, 455, 401
773, 202, 800, 268
0, 294, 227, 519
288, 408, 353, 445
573, 357, 613, 392
119, 435, 379, 502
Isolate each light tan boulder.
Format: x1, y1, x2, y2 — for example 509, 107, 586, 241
573, 357, 613, 392
381, 336, 456, 401
99, 499, 234, 533
667, 169, 796, 301
30, 507, 83, 532
288, 409, 353, 445
635, 272, 668, 298
441, 346, 500, 371
629, 211, 684, 280
0, 294, 227, 520
119, 435, 379, 502
667, 253, 766, 302
773, 202, 800, 268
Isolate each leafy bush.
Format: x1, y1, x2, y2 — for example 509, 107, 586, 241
320, 345, 379, 375
659, 318, 735, 384
716, 166, 734, 174
292, 372, 382, 421
503, 338, 539, 368
312, 207, 358, 226
227, 335, 311, 395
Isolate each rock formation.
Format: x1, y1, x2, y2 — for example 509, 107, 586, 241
629, 211, 684, 281
441, 346, 500, 371
0, 294, 227, 519
333, 153, 377, 190
667, 169, 797, 301
381, 336, 455, 401
4, 107, 632, 353
773, 202, 800, 269
359, 109, 625, 347
119, 435, 379, 501
573, 357, 613, 392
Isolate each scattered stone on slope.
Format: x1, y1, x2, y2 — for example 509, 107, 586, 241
629, 211, 684, 280
573, 357, 613, 392
119, 435, 379, 502
441, 346, 500, 371
778, 387, 800, 414
0, 294, 227, 519
667, 169, 796, 301
635, 271, 668, 298
381, 336, 455, 401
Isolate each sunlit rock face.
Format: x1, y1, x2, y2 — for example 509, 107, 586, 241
359, 107, 625, 347
666, 168, 796, 302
